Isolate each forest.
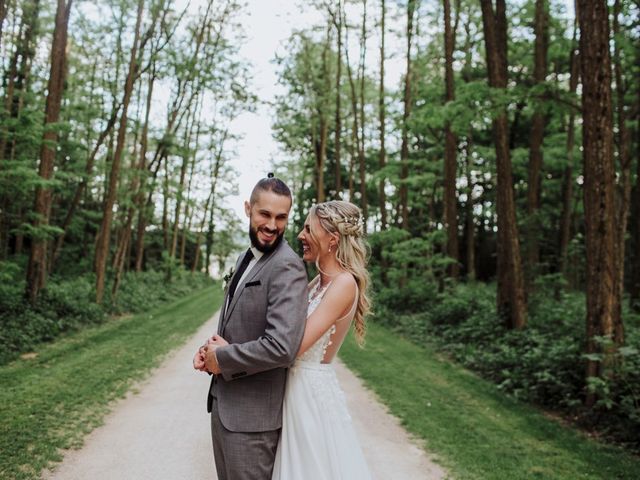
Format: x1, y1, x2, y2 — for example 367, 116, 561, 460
0, 0, 639, 456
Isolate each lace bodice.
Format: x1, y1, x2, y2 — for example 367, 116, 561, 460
298, 280, 336, 364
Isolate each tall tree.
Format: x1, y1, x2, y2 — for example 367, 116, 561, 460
94, 0, 144, 304
632, 77, 640, 311
480, 0, 527, 329
377, 0, 387, 229
443, 0, 459, 277
525, 0, 548, 282
632, 97, 640, 310
399, 0, 417, 230
577, 0, 621, 406
344, 5, 361, 204
331, 0, 343, 196
134, 0, 221, 271
558, 8, 579, 281
461, 3, 476, 280
358, 0, 368, 220
612, 0, 630, 345
25, 0, 72, 302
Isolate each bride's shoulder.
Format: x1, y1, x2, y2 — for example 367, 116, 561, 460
328, 272, 357, 296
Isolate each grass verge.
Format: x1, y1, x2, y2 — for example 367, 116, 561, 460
339, 321, 640, 480
0, 284, 222, 480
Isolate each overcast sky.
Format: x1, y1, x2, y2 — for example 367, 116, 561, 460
218, 0, 574, 221
222, 0, 407, 221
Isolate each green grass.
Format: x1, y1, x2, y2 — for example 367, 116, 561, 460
340, 322, 640, 480
0, 285, 222, 480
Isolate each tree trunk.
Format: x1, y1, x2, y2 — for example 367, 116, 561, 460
443, 0, 459, 278
204, 130, 227, 273
462, 5, 474, 280
0, 0, 40, 259
631, 80, 640, 311
181, 106, 203, 266
378, 0, 387, 230
192, 190, 213, 274
612, 0, 629, 345
559, 11, 579, 280
333, 0, 343, 196
480, 0, 527, 329
344, 7, 361, 205
112, 66, 155, 295
525, 0, 548, 283
94, 0, 144, 304
465, 132, 475, 280
399, 0, 416, 230
631, 97, 640, 310
577, 0, 620, 407
170, 99, 198, 260
25, 0, 71, 303
50, 101, 122, 270
358, 0, 367, 221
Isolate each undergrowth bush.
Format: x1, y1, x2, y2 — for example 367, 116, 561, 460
373, 281, 640, 452
0, 265, 214, 365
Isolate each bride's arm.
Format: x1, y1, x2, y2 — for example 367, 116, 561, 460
297, 273, 356, 357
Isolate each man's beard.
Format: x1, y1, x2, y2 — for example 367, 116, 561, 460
249, 224, 284, 254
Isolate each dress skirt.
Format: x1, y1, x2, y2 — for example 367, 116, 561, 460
272, 360, 372, 480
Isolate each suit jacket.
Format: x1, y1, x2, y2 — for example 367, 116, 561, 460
207, 239, 308, 432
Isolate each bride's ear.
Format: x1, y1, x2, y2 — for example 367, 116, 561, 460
329, 233, 340, 251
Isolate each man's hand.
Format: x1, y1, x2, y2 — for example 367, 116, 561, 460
203, 335, 229, 375
193, 344, 209, 371
193, 336, 214, 372
204, 344, 221, 375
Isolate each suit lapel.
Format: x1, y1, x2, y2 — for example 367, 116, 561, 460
219, 241, 284, 334
217, 254, 243, 334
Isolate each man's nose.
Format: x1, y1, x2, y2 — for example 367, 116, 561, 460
265, 217, 276, 231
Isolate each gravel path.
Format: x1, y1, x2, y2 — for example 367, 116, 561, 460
43, 312, 447, 480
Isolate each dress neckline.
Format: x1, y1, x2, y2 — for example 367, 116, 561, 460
309, 278, 332, 303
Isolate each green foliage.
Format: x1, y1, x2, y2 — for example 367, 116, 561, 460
341, 321, 640, 480
0, 269, 214, 365
374, 281, 640, 451
0, 285, 222, 479
369, 227, 455, 313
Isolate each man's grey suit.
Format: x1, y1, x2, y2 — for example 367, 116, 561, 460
208, 239, 308, 480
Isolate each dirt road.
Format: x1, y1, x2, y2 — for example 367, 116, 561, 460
44, 312, 447, 479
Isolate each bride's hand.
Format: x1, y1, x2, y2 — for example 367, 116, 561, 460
193, 347, 206, 371
209, 334, 229, 347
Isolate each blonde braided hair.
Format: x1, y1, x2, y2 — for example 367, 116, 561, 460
308, 200, 371, 345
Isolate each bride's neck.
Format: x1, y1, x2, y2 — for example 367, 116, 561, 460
318, 258, 342, 287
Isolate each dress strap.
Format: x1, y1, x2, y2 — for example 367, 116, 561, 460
335, 283, 358, 324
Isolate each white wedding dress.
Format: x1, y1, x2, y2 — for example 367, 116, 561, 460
272, 278, 372, 480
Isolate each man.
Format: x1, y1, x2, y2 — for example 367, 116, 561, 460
193, 175, 308, 480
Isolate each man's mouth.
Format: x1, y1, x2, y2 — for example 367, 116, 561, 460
259, 229, 277, 242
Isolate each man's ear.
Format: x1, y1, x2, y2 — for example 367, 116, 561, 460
244, 201, 251, 217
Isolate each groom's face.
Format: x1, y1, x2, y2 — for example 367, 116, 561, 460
245, 190, 291, 253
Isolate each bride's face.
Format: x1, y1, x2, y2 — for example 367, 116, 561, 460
297, 214, 326, 262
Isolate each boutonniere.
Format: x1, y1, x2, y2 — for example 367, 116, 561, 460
223, 266, 235, 292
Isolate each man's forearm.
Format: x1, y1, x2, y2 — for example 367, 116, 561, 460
215, 335, 297, 381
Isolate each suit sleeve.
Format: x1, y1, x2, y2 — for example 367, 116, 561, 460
215, 254, 308, 381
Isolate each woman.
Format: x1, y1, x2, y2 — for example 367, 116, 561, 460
211, 200, 372, 479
